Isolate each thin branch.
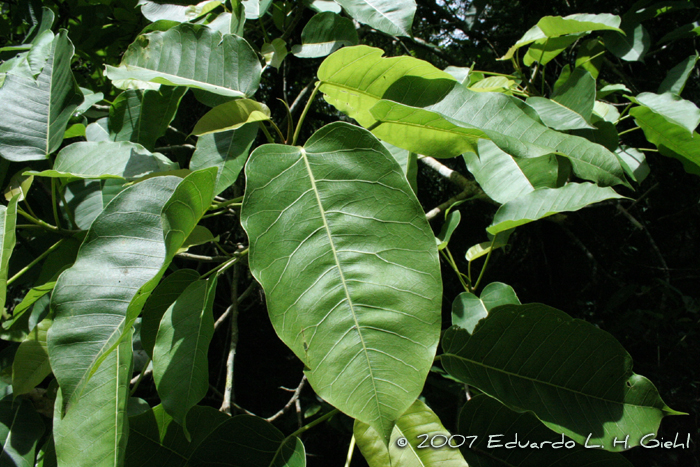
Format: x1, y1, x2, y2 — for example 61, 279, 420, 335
266, 375, 307, 422
220, 264, 241, 415
419, 156, 474, 190
176, 252, 230, 262
214, 280, 257, 330
425, 189, 477, 221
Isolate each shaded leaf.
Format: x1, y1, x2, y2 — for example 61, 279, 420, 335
487, 182, 625, 235
616, 146, 650, 183
658, 21, 700, 44
192, 99, 271, 136
262, 38, 288, 70
468, 76, 516, 93
333, 0, 416, 37
105, 23, 261, 99
0, 31, 83, 162
0, 196, 18, 314
551, 67, 595, 122
459, 395, 634, 467
241, 122, 442, 440
523, 34, 582, 66
442, 304, 680, 450
603, 22, 650, 61
526, 97, 595, 130
0, 394, 45, 467
381, 142, 418, 194
658, 53, 699, 95
451, 282, 520, 333
53, 333, 132, 467
292, 12, 359, 58
12, 318, 52, 396
354, 398, 468, 467
437, 211, 461, 250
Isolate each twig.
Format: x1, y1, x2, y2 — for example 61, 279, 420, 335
266, 375, 307, 422
176, 252, 230, 262
214, 281, 257, 330
220, 264, 241, 415
426, 189, 478, 221
419, 156, 472, 190
617, 204, 671, 283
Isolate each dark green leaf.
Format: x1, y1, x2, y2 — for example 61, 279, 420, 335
0, 394, 45, 467
657, 21, 700, 44
0, 196, 18, 314
12, 318, 52, 396
451, 282, 520, 332
138, 0, 224, 23
551, 68, 595, 122
292, 12, 359, 58
658, 53, 699, 95
525, 97, 595, 130
603, 23, 650, 61
437, 211, 461, 250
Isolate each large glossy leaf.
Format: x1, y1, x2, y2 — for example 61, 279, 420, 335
192, 99, 270, 136
53, 334, 132, 467
354, 398, 468, 467
47, 169, 216, 408
0, 196, 18, 313
30, 141, 178, 181
502, 14, 622, 60
458, 395, 634, 467
451, 282, 520, 333
105, 23, 261, 99
333, 0, 416, 37
292, 12, 359, 58
463, 140, 560, 204
140, 269, 201, 358
658, 53, 699, 95
109, 87, 187, 150
153, 277, 217, 433
318, 46, 627, 187
630, 105, 700, 175
0, 30, 83, 162
241, 122, 442, 440
126, 405, 303, 466
631, 92, 700, 135
441, 303, 680, 450
0, 394, 45, 467
12, 318, 52, 396
525, 97, 595, 131
487, 182, 625, 235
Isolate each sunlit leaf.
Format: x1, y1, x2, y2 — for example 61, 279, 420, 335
0, 196, 18, 315
437, 210, 461, 250
243, 0, 273, 19
658, 53, 699, 95
550, 67, 595, 122
241, 122, 442, 440
631, 92, 700, 135
525, 97, 595, 131
333, 0, 416, 37
262, 38, 288, 70
292, 12, 358, 58
616, 146, 650, 183
192, 99, 271, 136
138, 0, 224, 23
451, 282, 520, 333
523, 34, 581, 66
442, 304, 681, 450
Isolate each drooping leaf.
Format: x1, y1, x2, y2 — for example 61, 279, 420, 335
525, 97, 595, 130
437, 210, 461, 250
74, 87, 104, 117
140, 269, 201, 359
333, 0, 416, 37
12, 318, 52, 396
523, 34, 582, 66
53, 333, 132, 467
241, 122, 442, 440
451, 282, 520, 333
109, 87, 187, 150
465, 230, 512, 262
631, 92, 700, 135
105, 23, 261, 99
458, 395, 634, 466
0, 393, 45, 467
603, 22, 650, 61
551, 67, 595, 122
487, 182, 625, 235
29, 142, 178, 181
657, 21, 700, 44
630, 105, 700, 175
292, 12, 359, 58
502, 13, 622, 60
354, 398, 468, 467
318, 46, 627, 187
441, 304, 681, 450
47, 169, 217, 408
138, 0, 224, 23
153, 277, 217, 435
658, 53, 699, 95
463, 140, 560, 205
0, 30, 83, 162
190, 123, 258, 195
192, 99, 271, 136
0, 196, 18, 314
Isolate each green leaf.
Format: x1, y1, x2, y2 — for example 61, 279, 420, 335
53, 333, 132, 467
109, 87, 187, 151
465, 231, 511, 262
243, 0, 273, 19
261, 38, 288, 70
468, 76, 516, 93
0, 394, 45, 467
437, 210, 461, 250
523, 34, 582, 66
3, 169, 34, 202
354, 398, 468, 467
333, 0, 416, 37
30, 142, 178, 181
575, 38, 606, 79
190, 123, 258, 195
47, 169, 217, 408
0, 196, 18, 314
140, 269, 201, 359
0, 30, 83, 162
597, 83, 631, 99
105, 23, 261, 99
368, 100, 486, 158
12, 318, 52, 396
153, 277, 217, 436
616, 146, 650, 183
241, 122, 442, 440
487, 182, 625, 235
631, 92, 700, 135
657, 21, 700, 44
658, 53, 699, 95
1, 282, 54, 338
525, 97, 595, 131
318, 46, 627, 187
463, 140, 560, 204
551, 67, 595, 122
630, 105, 700, 175
459, 395, 634, 466
451, 282, 520, 333
305, 0, 342, 14
292, 12, 359, 58
192, 99, 271, 136
603, 23, 651, 62
138, 0, 224, 23
441, 304, 680, 450
179, 226, 216, 253
126, 404, 304, 466
381, 142, 418, 194
502, 13, 622, 60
